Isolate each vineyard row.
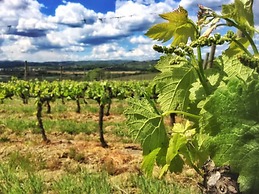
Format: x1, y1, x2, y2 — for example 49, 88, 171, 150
0, 78, 157, 147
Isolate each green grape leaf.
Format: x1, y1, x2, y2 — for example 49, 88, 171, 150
160, 120, 203, 177
166, 133, 187, 165
124, 97, 169, 176
145, 6, 197, 45
154, 62, 196, 112
222, 0, 254, 29
189, 66, 226, 106
217, 55, 256, 81
200, 77, 259, 193
145, 22, 175, 43
224, 38, 250, 56
155, 55, 189, 72
222, 0, 254, 56
141, 148, 161, 177
172, 23, 197, 46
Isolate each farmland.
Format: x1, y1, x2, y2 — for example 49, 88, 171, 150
0, 82, 200, 193
0, 60, 158, 82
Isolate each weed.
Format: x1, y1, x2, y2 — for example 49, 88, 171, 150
68, 148, 85, 163
8, 151, 34, 172
0, 137, 10, 142
52, 170, 112, 194
0, 163, 44, 193
129, 175, 199, 194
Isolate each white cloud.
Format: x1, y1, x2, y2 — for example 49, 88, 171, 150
179, 0, 233, 10
17, 18, 56, 31
0, 0, 258, 62
0, 0, 43, 25
48, 2, 97, 26
130, 35, 152, 44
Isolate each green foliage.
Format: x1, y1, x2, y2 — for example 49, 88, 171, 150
155, 59, 196, 112
85, 68, 105, 81
125, 0, 259, 193
222, 0, 255, 56
222, 0, 254, 31
125, 97, 168, 176
145, 6, 197, 46
200, 77, 259, 193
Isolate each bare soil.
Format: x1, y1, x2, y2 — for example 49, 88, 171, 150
0, 102, 200, 192
0, 128, 143, 182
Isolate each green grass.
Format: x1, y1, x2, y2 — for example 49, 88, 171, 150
0, 97, 201, 193
0, 158, 200, 194
43, 119, 98, 134
129, 175, 198, 194
0, 154, 45, 194
0, 164, 44, 194
52, 171, 113, 194
3, 118, 36, 133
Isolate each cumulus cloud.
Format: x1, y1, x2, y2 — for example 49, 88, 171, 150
179, 0, 233, 11
130, 35, 151, 44
0, 0, 258, 62
48, 2, 98, 27
0, 0, 53, 40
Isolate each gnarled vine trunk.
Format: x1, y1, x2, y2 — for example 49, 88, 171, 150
36, 99, 49, 143
98, 103, 108, 148
200, 160, 240, 194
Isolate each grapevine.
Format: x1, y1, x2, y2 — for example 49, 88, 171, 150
125, 1, 259, 193
0, 79, 153, 147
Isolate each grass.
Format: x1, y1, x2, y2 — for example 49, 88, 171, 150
129, 175, 197, 194
0, 152, 45, 194
3, 118, 36, 133
52, 171, 113, 194
0, 97, 201, 193
0, 158, 199, 194
0, 164, 44, 194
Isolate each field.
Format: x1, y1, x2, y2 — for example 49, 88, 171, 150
0, 97, 200, 193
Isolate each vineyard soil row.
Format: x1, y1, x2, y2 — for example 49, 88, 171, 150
0, 97, 200, 193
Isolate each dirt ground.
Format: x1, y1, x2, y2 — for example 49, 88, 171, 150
0, 128, 143, 181
0, 109, 200, 192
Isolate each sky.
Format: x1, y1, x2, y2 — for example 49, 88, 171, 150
0, 0, 258, 62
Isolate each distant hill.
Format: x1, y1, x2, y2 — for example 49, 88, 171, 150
0, 60, 158, 71
0, 60, 159, 82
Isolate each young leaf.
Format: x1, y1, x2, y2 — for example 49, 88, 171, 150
222, 0, 254, 30
222, 0, 254, 56
166, 133, 187, 164
124, 97, 169, 176
141, 148, 161, 177
145, 6, 197, 45
144, 23, 175, 43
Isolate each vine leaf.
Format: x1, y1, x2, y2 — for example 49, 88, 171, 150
200, 77, 259, 193
222, 0, 254, 56
145, 6, 197, 45
155, 60, 196, 112
222, 0, 254, 30
124, 97, 169, 176
217, 55, 256, 81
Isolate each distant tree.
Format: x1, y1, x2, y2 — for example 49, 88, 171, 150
85, 68, 105, 81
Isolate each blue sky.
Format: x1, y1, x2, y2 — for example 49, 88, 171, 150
0, 0, 258, 62
38, 0, 116, 15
